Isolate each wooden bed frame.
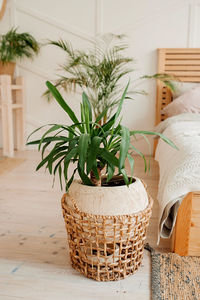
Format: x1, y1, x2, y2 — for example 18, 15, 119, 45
155, 48, 200, 256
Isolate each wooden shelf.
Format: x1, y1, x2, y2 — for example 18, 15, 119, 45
0, 75, 25, 157
11, 84, 23, 90
0, 103, 23, 109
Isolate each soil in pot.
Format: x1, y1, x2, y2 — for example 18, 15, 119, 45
101, 175, 136, 187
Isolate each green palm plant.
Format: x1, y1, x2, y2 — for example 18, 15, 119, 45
0, 27, 39, 63
28, 81, 177, 190
44, 34, 176, 124
44, 34, 139, 123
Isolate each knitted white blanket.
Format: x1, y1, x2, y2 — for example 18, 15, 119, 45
155, 113, 200, 241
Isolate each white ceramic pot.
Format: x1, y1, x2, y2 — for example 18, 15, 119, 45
66, 176, 148, 216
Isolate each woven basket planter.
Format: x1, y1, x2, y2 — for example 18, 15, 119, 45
61, 179, 153, 281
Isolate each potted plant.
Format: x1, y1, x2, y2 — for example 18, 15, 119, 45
27, 81, 176, 281
0, 27, 39, 77
44, 34, 173, 121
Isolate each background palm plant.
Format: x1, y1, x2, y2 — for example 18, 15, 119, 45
28, 81, 177, 190
44, 34, 176, 125
44, 34, 143, 123
0, 27, 39, 63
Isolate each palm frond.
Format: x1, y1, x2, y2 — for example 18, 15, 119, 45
45, 34, 176, 123
0, 27, 39, 63
45, 34, 135, 121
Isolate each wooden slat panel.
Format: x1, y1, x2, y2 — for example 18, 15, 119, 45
166, 54, 200, 60
165, 60, 200, 65
11, 85, 23, 90
165, 65, 200, 71
154, 47, 200, 153
176, 77, 200, 82
163, 71, 200, 76
164, 48, 200, 53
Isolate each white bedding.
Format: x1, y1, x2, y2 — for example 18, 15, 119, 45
155, 113, 200, 241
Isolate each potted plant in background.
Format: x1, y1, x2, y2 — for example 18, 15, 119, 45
0, 27, 39, 77
44, 34, 174, 123
27, 80, 177, 281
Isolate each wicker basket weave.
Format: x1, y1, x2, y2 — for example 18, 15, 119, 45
61, 189, 153, 281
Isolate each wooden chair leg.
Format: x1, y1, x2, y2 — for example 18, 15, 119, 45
15, 77, 25, 151
0, 75, 14, 157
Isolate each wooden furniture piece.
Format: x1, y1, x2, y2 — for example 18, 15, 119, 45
0, 75, 25, 157
172, 192, 200, 256
0, 0, 7, 20
155, 48, 200, 256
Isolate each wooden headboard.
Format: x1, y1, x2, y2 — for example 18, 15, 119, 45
156, 48, 200, 125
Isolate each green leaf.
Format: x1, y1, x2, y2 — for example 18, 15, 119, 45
107, 164, 115, 182
127, 153, 134, 184
86, 136, 102, 174
58, 165, 63, 190
78, 134, 90, 171
81, 97, 90, 133
82, 92, 92, 122
38, 124, 62, 150
46, 149, 68, 174
63, 147, 78, 170
41, 141, 51, 159
138, 133, 151, 172
95, 107, 108, 124
163, 80, 176, 93
80, 103, 86, 133
66, 168, 78, 191
27, 136, 70, 145
46, 81, 82, 132
63, 148, 78, 181
91, 162, 100, 180
119, 125, 130, 170
100, 149, 119, 167
102, 113, 116, 132
107, 124, 121, 147
36, 152, 53, 171
130, 144, 147, 172
114, 81, 130, 125
84, 106, 90, 133
78, 164, 93, 186
130, 130, 178, 150
120, 168, 129, 186
53, 156, 65, 175
36, 146, 67, 171
26, 124, 49, 142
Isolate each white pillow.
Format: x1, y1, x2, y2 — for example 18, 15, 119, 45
170, 80, 200, 98
162, 86, 200, 117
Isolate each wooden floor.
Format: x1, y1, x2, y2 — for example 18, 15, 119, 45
0, 151, 170, 300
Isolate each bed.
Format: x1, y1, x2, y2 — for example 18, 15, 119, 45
155, 48, 200, 256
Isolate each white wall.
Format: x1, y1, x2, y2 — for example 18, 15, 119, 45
0, 0, 199, 153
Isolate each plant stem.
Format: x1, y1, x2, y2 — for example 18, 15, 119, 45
90, 168, 102, 186
103, 113, 107, 124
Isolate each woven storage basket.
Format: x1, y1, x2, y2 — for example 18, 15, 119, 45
61, 187, 153, 282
